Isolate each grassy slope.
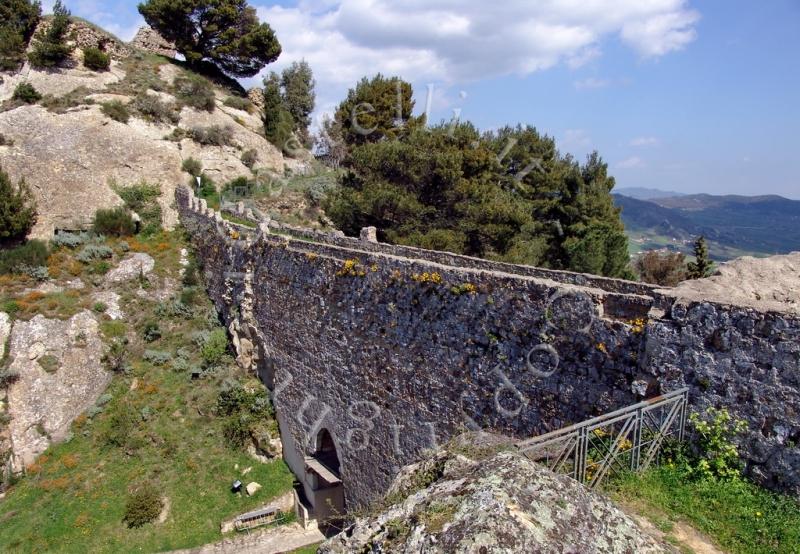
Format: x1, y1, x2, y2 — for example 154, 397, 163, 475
610, 466, 800, 554
0, 231, 294, 553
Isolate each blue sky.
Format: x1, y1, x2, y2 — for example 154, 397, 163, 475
51, 1, 800, 198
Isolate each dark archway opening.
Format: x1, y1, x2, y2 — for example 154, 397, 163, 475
315, 428, 341, 477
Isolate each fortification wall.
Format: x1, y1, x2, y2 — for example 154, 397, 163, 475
179, 187, 800, 507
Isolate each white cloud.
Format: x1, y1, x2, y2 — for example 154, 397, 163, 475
630, 136, 660, 147
617, 156, 646, 169
253, 1, 700, 121
574, 77, 611, 90
562, 129, 592, 150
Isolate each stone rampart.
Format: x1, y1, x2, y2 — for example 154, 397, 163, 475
178, 186, 800, 508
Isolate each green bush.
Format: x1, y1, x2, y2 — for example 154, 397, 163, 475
201, 329, 228, 366
93, 206, 136, 237
174, 74, 216, 112
132, 93, 180, 125
223, 413, 252, 449
101, 402, 138, 448
11, 82, 41, 104
101, 100, 130, 123
115, 182, 162, 236
223, 95, 252, 112
123, 482, 162, 528
82, 46, 110, 71
188, 125, 234, 147
143, 350, 171, 366
143, 321, 161, 342
38, 87, 93, 114
0, 240, 49, 275
181, 157, 202, 177
0, 167, 37, 246
687, 407, 748, 480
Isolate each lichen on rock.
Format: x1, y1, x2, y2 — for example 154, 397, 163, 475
321, 440, 674, 553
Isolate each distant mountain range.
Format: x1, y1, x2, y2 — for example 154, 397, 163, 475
614, 191, 800, 261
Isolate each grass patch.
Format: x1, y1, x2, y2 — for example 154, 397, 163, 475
609, 466, 800, 554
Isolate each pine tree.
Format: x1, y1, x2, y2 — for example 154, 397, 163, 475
262, 72, 294, 152
138, 0, 281, 78
0, 0, 42, 70
28, 0, 73, 68
687, 236, 713, 279
0, 166, 37, 245
280, 60, 315, 144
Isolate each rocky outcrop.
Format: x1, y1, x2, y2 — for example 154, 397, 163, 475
130, 26, 176, 58
32, 18, 131, 61
104, 253, 155, 284
5, 311, 109, 472
321, 447, 673, 553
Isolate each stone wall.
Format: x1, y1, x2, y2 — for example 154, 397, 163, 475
129, 26, 176, 58
33, 18, 131, 59
177, 186, 800, 507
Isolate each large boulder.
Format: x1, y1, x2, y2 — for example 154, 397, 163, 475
321, 447, 673, 554
5, 311, 109, 472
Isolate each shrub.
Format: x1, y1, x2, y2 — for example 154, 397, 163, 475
182, 259, 199, 286
201, 329, 228, 366
187, 125, 234, 147
240, 148, 257, 169
635, 250, 687, 286
102, 338, 129, 373
38, 86, 93, 114
143, 321, 161, 342
93, 302, 107, 313
123, 482, 162, 528
75, 244, 113, 263
115, 182, 162, 236
0, 368, 20, 387
181, 157, 202, 177
93, 206, 136, 237
101, 100, 130, 123
173, 74, 215, 112
0, 167, 37, 246
27, 0, 74, 68
101, 402, 138, 447
223, 413, 252, 449
51, 232, 87, 249
132, 93, 180, 125
223, 95, 252, 112
217, 381, 273, 418
304, 175, 339, 207
143, 350, 171, 366
11, 82, 41, 104
687, 407, 748, 480
82, 46, 110, 71
22, 264, 49, 281
0, 240, 49, 275
0, 133, 13, 146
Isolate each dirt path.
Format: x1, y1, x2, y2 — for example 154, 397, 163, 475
621, 500, 726, 554
165, 523, 325, 554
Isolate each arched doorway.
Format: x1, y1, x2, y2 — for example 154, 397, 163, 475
300, 428, 346, 530
315, 429, 340, 476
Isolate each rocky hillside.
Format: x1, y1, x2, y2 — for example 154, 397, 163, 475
0, 19, 307, 240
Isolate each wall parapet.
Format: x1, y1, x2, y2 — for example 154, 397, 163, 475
176, 185, 800, 506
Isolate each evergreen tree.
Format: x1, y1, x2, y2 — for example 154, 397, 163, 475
0, 0, 42, 70
280, 60, 315, 144
28, 0, 73, 68
334, 74, 424, 146
0, 166, 37, 245
687, 236, 713, 279
138, 0, 281, 78
262, 72, 293, 152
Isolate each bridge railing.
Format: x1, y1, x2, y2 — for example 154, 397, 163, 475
516, 388, 689, 489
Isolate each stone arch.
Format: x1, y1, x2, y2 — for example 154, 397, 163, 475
314, 428, 341, 476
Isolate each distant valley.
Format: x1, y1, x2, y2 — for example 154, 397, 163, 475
614, 190, 800, 260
